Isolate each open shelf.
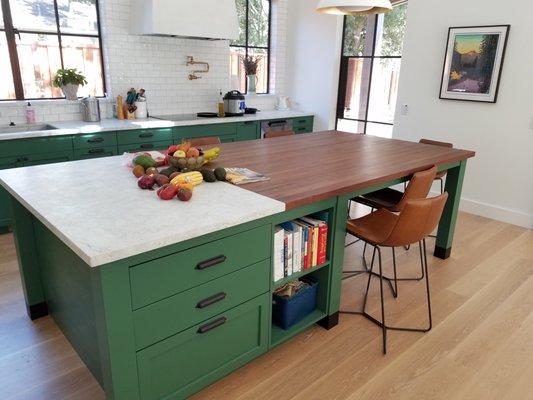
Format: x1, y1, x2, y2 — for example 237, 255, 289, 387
272, 261, 330, 289
270, 308, 327, 347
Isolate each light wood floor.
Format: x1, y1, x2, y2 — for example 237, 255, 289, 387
0, 212, 531, 400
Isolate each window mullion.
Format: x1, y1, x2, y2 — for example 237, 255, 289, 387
2, 0, 24, 99
53, 0, 64, 71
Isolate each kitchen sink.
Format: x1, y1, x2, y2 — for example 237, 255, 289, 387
0, 124, 58, 134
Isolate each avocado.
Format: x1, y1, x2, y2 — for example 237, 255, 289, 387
133, 155, 157, 169
200, 168, 217, 183
160, 166, 178, 177
214, 167, 227, 181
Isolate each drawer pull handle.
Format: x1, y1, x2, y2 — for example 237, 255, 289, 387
297, 119, 306, 123
89, 148, 105, 154
87, 137, 104, 143
197, 316, 227, 334
244, 121, 254, 125
17, 157, 28, 162
196, 292, 227, 309
196, 255, 227, 270
268, 120, 287, 126
140, 143, 154, 149
139, 133, 154, 138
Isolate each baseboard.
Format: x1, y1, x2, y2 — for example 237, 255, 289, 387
430, 191, 533, 229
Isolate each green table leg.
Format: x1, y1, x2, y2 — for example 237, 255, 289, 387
434, 159, 467, 259
10, 196, 48, 319
319, 194, 350, 329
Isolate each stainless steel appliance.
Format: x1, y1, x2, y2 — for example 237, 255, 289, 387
80, 96, 101, 122
260, 119, 293, 138
223, 90, 245, 116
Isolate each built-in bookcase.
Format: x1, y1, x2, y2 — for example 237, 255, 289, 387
269, 201, 336, 347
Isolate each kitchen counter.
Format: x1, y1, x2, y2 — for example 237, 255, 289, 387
1, 132, 473, 400
0, 156, 284, 267
0, 109, 314, 141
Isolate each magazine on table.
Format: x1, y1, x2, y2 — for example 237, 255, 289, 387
224, 168, 270, 185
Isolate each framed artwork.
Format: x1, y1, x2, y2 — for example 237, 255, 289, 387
439, 25, 510, 103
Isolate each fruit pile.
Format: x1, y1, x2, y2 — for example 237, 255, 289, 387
166, 142, 220, 172
131, 144, 226, 202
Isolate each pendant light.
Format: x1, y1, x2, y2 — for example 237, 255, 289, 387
316, 0, 392, 15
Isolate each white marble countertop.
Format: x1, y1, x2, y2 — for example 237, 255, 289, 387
0, 156, 285, 267
0, 110, 313, 141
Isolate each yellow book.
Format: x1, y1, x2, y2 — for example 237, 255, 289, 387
312, 226, 319, 267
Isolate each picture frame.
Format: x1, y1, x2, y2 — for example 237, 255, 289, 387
439, 25, 510, 103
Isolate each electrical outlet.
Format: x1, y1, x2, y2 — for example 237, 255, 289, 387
400, 104, 409, 116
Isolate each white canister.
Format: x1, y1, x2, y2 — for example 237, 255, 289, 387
134, 101, 148, 119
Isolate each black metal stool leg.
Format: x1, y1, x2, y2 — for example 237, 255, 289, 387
376, 246, 387, 354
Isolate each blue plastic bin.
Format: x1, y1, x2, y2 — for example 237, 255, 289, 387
272, 280, 318, 330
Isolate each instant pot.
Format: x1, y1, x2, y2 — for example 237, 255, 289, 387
223, 90, 245, 116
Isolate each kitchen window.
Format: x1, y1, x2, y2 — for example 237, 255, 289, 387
0, 0, 105, 101
336, 2, 407, 137
230, 0, 271, 94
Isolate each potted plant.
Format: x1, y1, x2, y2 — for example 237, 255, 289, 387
52, 68, 88, 100
241, 56, 261, 94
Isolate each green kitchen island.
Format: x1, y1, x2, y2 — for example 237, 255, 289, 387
0, 132, 474, 399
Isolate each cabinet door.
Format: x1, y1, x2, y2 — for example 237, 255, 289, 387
292, 116, 314, 133
74, 146, 117, 160
23, 151, 73, 166
0, 157, 23, 228
236, 121, 260, 141
174, 123, 237, 143
137, 294, 269, 400
73, 132, 118, 149
117, 128, 173, 145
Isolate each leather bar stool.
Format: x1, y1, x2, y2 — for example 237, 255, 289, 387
342, 193, 449, 354
188, 136, 221, 147
264, 130, 295, 139
419, 139, 453, 194
344, 165, 438, 293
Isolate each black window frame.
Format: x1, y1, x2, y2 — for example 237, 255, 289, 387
336, 4, 406, 134
0, 0, 106, 101
230, 0, 271, 95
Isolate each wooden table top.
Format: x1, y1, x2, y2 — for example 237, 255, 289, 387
212, 131, 475, 210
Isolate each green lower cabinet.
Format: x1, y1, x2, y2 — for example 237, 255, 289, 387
118, 141, 172, 154
23, 150, 74, 166
292, 116, 314, 134
236, 121, 260, 141
137, 293, 269, 400
117, 129, 173, 146
74, 146, 118, 160
0, 156, 23, 229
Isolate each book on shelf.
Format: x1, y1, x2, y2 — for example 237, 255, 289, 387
273, 227, 285, 282
273, 213, 329, 281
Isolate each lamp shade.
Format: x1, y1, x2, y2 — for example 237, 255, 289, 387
316, 0, 392, 15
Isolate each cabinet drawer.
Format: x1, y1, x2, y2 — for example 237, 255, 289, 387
295, 125, 312, 134
73, 132, 117, 149
174, 123, 237, 142
133, 259, 270, 349
137, 293, 269, 400
0, 136, 73, 158
118, 140, 172, 154
74, 146, 117, 160
130, 224, 271, 309
292, 116, 314, 127
117, 128, 173, 145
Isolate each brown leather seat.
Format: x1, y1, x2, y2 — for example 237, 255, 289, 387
188, 136, 221, 147
343, 193, 449, 354
353, 165, 437, 213
419, 139, 453, 180
348, 193, 448, 247
264, 130, 295, 139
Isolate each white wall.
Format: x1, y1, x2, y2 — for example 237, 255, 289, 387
394, 0, 533, 229
0, 0, 289, 125
286, 0, 343, 131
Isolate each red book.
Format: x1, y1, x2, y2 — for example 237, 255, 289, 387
317, 222, 328, 265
